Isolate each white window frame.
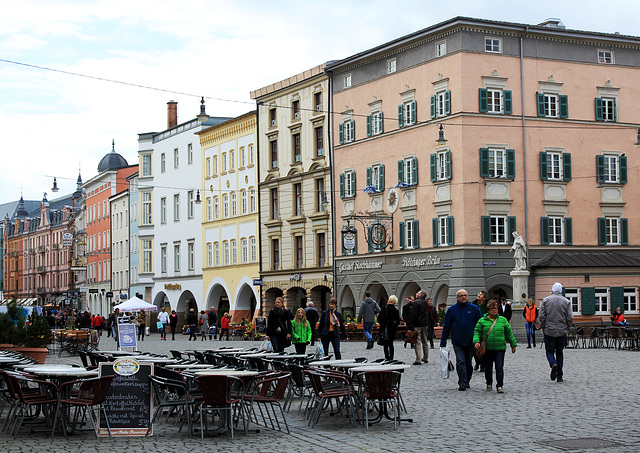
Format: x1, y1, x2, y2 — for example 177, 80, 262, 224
436, 40, 446, 57
141, 154, 152, 177
241, 190, 247, 215
174, 244, 180, 272
215, 242, 220, 267
595, 287, 609, 314
173, 194, 180, 221
564, 288, 580, 314
344, 170, 355, 197
229, 149, 235, 171
142, 240, 152, 273
624, 287, 638, 313
242, 238, 248, 264
485, 37, 502, 53
213, 155, 218, 175
548, 217, 564, 245
223, 194, 229, 218
403, 158, 416, 186
206, 197, 212, 221
231, 240, 237, 265
343, 74, 351, 88
436, 151, 448, 181
250, 188, 256, 213
598, 50, 613, 64
160, 245, 167, 273
223, 241, 230, 266
251, 237, 257, 262
403, 102, 416, 125
207, 243, 213, 267
187, 143, 193, 164
603, 155, 619, 183
161, 153, 166, 173
488, 148, 506, 178
547, 152, 562, 180
601, 97, 616, 122
386, 58, 396, 74
142, 192, 152, 225
371, 111, 383, 135
405, 220, 416, 250
249, 145, 255, 166
240, 147, 246, 168
344, 120, 355, 142
435, 91, 447, 117
487, 89, 503, 114
214, 196, 219, 220
231, 192, 237, 217
187, 190, 195, 219
604, 217, 621, 245
490, 216, 508, 245
188, 241, 195, 271
174, 148, 179, 169
371, 164, 383, 191
544, 93, 559, 118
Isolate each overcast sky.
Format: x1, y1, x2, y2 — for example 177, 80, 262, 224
1, 0, 639, 205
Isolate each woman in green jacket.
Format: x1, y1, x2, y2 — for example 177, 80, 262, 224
473, 300, 517, 393
291, 308, 312, 354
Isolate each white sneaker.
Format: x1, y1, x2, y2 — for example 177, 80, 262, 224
486, 384, 492, 391
496, 387, 504, 393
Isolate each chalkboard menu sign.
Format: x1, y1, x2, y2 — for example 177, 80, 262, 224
99, 359, 153, 436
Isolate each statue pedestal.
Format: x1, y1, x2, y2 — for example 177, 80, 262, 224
510, 269, 530, 305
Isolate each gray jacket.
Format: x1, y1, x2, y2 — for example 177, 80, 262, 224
358, 298, 381, 323
539, 291, 574, 337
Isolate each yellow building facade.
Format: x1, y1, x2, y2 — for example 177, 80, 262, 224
199, 112, 260, 323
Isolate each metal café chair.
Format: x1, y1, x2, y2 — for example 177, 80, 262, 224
6, 373, 58, 437
361, 370, 400, 430
194, 374, 245, 439
243, 371, 291, 433
147, 375, 195, 437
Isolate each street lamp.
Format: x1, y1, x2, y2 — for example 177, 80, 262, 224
436, 124, 447, 146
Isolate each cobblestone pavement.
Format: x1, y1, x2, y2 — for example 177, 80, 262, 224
4, 333, 640, 452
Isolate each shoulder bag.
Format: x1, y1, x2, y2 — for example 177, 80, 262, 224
476, 318, 498, 359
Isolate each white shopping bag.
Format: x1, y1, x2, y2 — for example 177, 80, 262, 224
440, 347, 454, 379
259, 338, 272, 352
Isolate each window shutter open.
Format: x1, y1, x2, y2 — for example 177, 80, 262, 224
565, 217, 573, 245
339, 173, 345, 199
481, 216, 491, 244
540, 151, 548, 180
380, 164, 385, 190
596, 155, 604, 183
378, 112, 384, 134
598, 217, 606, 245
430, 153, 436, 182
430, 95, 436, 119
410, 100, 417, 123
478, 88, 488, 113
506, 149, 516, 178
432, 218, 438, 247
339, 123, 344, 144
611, 287, 624, 314
622, 218, 629, 245
445, 90, 451, 115
397, 160, 404, 184
620, 155, 627, 184
480, 148, 489, 177
504, 90, 513, 114
563, 153, 572, 181
447, 216, 454, 245
536, 92, 545, 117
446, 151, 452, 180
559, 95, 568, 118
350, 120, 355, 141
413, 220, 420, 248
366, 167, 372, 186
399, 222, 405, 250
397, 105, 404, 127
366, 115, 372, 137
411, 157, 418, 185
581, 287, 596, 315
595, 98, 603, 121
541, 217, 550, 245
508, 216, 517, 244
352, 171, 356, 196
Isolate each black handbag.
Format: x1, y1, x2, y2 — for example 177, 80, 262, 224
377, 331, 388, 346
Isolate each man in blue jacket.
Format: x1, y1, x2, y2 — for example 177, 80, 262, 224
440, 289, 482, 391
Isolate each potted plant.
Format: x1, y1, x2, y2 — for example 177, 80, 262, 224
0, 301, 52, 363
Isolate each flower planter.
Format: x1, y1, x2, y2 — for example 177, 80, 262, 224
14, 347, 48, 364
0, 344, 16, 351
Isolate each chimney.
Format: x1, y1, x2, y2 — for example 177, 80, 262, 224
167, 101, 178, 129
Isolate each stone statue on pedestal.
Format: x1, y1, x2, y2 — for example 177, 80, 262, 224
510, 231, 527, 270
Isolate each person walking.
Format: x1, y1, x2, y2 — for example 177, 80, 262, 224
402, 297, 414, 348
409, 290, 430, 365
499, 297, 512, 322
291, 308, 312, 354
199, 310, 208, 341
358, 291, 381, 349
440, 289, 482, 391
473, 300, 517, 393
523, 298, 539, 348
377, 295, 401, 360
304, 302, 320, 346
157, 306, 170, 341
318, 298, 347, 360
207, 307, 218, 340
426, 298, 438, 349
186, 308, 198, 341
267, 297, 292, 352
136, 310, 146, 341
220, 313, 231, 341
539, 282, 573, 382
472, 291, 489, 371
169, 309, 178, 340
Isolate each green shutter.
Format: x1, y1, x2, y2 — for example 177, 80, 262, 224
504, 90, 512, 114
565, 218, 573, 245
563, 153, 572, 181
595, 98, 603, 121
413, 220, 420, 248
541, 217, 550, 245
540, 152, 548, 180
620, 155, 627, 184
366, 115, 372, 137
339, 173, 345, 199
480, 148, 489, 177
430, 95, 436, 119
596, 155, 604, 183
411, 157, 418, 186
399, 222, 405, 250
479, 88, 488, 113
352, 171, 356, 195
432, 218, 438, 247
430, 153, 436, 182
397, 160, 403, 184
350, 120, 355, 141
368, 227, 373, 253
536, 92, 545, 117
506, 149, 515, 178
380, 164, 385, 191
410, 100, 417, 123
508, 216, 517, 244
339, 123, 344, 144
397, 105, 404, 127
598, 217, 606, 245
581, 287, 596, 315
559, 95, 568, 118
447, 216, 454, 246
444, 90, 451, 115
366, 167, 372, 186
611, 287, 624, 314
445, 151, 452, 180
622, 218, 629, 246
481, 216, 491, 245
378, 112, 384, 134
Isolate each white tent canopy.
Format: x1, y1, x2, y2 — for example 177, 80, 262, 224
113, 296, 158, 312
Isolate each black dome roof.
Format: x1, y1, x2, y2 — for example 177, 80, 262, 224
98, 140, 129, 172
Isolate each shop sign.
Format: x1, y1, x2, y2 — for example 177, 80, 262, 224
338, 260, 384, 273
402, 255, 441, 268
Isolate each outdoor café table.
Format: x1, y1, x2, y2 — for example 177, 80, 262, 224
21, 366, 99, 386
165, 364, 217, 370
349, 364, 411, 373
0, 357, 24, 367
307, 359, 356, 367
119, 356, 178, 365
13, 364, 77, 370
97, 350, 142, 356
193, 369, 259, 377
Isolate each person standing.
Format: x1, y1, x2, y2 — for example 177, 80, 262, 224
318, 298, 347, 359
220, 313, 231, 341
108, 308, 119, 340
357, 291, 381, 349
539, 282, 573, 383
136, 310, 146, 341
499, 297, 512, 322
207, 307, 218, 340
267, 297, 292, 352
440, 289, 482, 391
199, 310, 208, 341
473, 300, 517, 393
377, 295, 401, 360
168, 309, 178, 340
186, 308, 198, 341
402, 297, 414, 348
291, 308, 311, 354
157, 306, 170, 341
304, 302, 320, 346
409, 290, 430, 365
523, 298, 539, 348
426, 298, 438, 349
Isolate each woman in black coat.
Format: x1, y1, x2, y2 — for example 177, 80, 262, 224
377, 295, 401, 360
267, 297, 292, 352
